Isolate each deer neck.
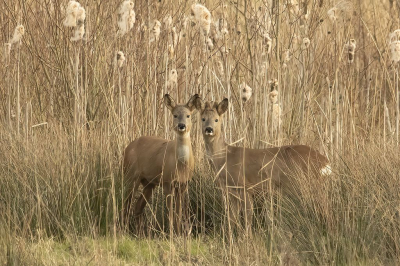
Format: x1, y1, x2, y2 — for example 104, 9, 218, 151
175, 132, 193, 168
203, 132, 227, 170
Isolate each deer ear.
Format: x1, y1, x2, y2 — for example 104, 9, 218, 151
187, 94, 199, 111
217, 98, 228, 115
194, 96, 205, 112
164, 94, 176, 111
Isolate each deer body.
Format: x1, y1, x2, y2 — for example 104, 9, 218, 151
196, 98, 331, 231
205, 134, 329, 193
123, 94, 198, 235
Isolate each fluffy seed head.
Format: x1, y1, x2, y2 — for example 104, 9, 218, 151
10, 25, 25, 44
301, 37, 310, 50
269, 89, 279, 104
345, 39, 356, 63
163, 15, 173, 32
206, 38, 214, 50
283, 49, 291, 62
117, 1, 135, 36
191, 3, 212, 36
168, 44, 175, 58
327, 1, 353, 23
149, 20, 161, 43
263, 34, 272, 54
240, 82, 253, 103
116, 51, 126, 68
70, 23, 85, 41
217, 60, 224, 76
390, 30, 400, 63
167, 69, 178, 89
63, 1, 81, 27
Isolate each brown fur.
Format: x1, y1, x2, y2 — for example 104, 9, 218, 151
123, 94, 198, 235
196, 97, 330, 232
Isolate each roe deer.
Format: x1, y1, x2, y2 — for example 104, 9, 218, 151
195, 97, 331, 233
123, 94, 198, 235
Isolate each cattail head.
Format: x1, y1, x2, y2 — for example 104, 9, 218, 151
70, 23, 85, 41
214, 17, 229, 40
206, 37, 214, 50
269, 79, 279, 91
389, 30, 400, 63
116, 51, 126, 68
283, 49, 291, 62
268, 89, 279, 104
168, 44, 175, 58
301, 37, 310, 50
191, 3, 212, 36
217, 60, 224, 76
63, 1, 81, 27
171, 27, 178, 47
240, 82, 253, 103
345, 39, 356, 63
117, 0, 135, 36
163, 15, 173, 32
167, 69, 178, 89
149, 20, 161, 43
327, 1, 353, 23
263, 34, 272, 54
10, 25, 25, 44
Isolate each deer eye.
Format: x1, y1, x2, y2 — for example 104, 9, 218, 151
215, 119, 219, 122
202, 118, 205, 122
174, 115, 177, 118
187, 115, 190, 118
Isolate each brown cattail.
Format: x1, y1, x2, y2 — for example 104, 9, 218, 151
10, 25, 25, 44
327, 1, 353, 23
214, 18, 229, 40
217, 60, 224, 76
389, 30, 400, 63
149, 20, 161, 43
191, 3, 211, 36
63, 1, 83, 27
206, 37, 214, 50
168, 44, 175, 58
263, 33, 272, 54
117, 1, 135, 36
301, 37, 310, 50
163, 15, 173, 32
269, 89, 282, 130
269, 79, 279, 92
240, 82, 253, 103
344, 39, 356, 63
115, 51, 126, 68
166, 69, 178, 89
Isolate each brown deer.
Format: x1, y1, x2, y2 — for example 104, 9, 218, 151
123, 94, 198, 235
195, 97, 331, 232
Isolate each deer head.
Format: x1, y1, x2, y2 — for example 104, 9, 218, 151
164, 94, 199, 136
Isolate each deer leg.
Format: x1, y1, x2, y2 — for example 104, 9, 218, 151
133, 182, 156, 236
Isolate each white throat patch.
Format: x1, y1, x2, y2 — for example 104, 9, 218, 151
177, 145, 190, 163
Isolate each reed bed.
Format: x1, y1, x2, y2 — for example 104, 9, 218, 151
1, 0, 399, 264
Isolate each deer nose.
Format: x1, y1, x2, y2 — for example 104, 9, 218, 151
205, 127, 213, 135
178, 123, 186, 131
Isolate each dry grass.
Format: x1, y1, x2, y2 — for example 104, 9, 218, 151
1, 0, 400, 265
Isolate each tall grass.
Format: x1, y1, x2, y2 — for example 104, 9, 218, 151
1, 0, 399, 264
